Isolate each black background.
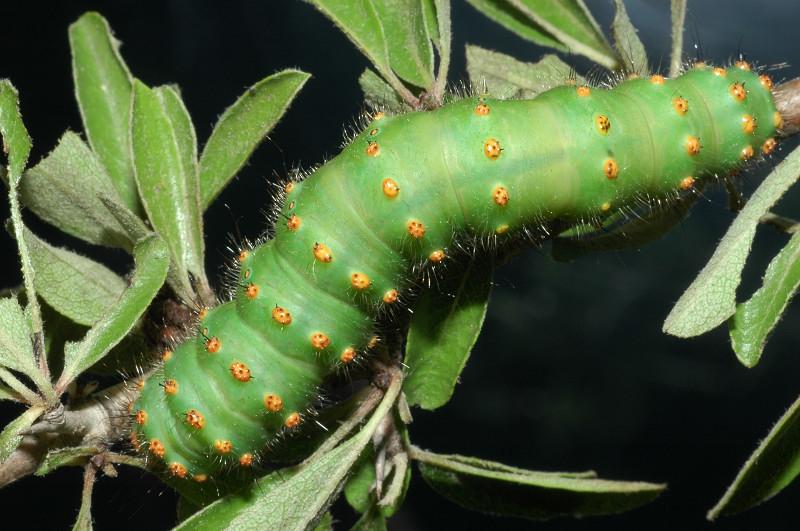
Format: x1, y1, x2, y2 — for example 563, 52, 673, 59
1, 1, 800, 529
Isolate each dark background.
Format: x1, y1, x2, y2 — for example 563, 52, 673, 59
2, 1, 800, 529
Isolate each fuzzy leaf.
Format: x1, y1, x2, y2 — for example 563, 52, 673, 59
23, 226, 126, 326
57, 235, 168, 388
20, 132, 134, 250
414, 447, 665, 519
708, 393, 800, 519
69, 12, 139, 214
466, 46, 583, 99
463, 0, 620, 70
729, 230, 800, 367
199, 70, 310, 209
131, 80, 206, 298
664, 144, 800, 338
404, 258, 492, 410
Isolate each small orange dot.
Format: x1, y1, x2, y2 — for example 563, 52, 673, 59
736, 60, 751, 71
285, 182, 295, 194
712, 67, 727, 77
729, 83, 746, 101
313, 242, 333, 262
673, 97, 688, 115
186, 409, 205, 430
368, 336, 379, 349
760, 75, 774, 91
366, 141, 380, 157
351, 272, 371, 290
496, 225, 509, 234
604, 158, 619, 179
686, 136, 702, 156
288, 201, 295, 209
135, 410, 147, 425
601, 202, 611, 211
286, 215, 301, 231
341, 348, 356, 363
169, 463, 187, 478
370, 128, 379, 136
214, 440, 233, 454
239, 454, 254, 467
149, 439, 166, 458
245, 283, 259, 299
230, 361, 251, 382
137, 379, 146, 391
311, 333, 330, 350
271, 306, 292, 326
198, 308, 208, 319
763, 138, 777, 154
243, 269, 251, 279
740, 145, 754, 160
205, 336, 221, 353
382, 178, 400, 198
383, 289, 398, 304
493, 186, 509, 206
741, 115, 756, 135
238, 250, 248, 261
694, 61, 707, 68
577, 86, 591, 97
194, 475, 208, 483
484, 138, 502, 160
627, 73, 640, 79
429, 250, 446, 262
163, 379, 178, 395
595, 114, 611, 134
161, 350, 173, 362
680, 177, 696, 190
475, 103, 490, 115
650, 74, 665, 84
563, 78, 577, 85
407, 220, 425, 239
285, 413, 301, 429
775, 112, 784, 129
373, 112, 385, 120
264, 393, 284, 412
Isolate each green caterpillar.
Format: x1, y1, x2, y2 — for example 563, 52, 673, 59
131, 62, 780, 482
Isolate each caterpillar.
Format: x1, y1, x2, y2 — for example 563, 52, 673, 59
131, 63, 780, 482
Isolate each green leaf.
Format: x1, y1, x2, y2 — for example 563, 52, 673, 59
370, 0, 436, 88
0, 405, 46, 461
69, 12, 140, 215
663, 144, 800, 338
20, 132, 135, 250
199, 70, 310, 209
0, 82, 31, 180
729, 230, 800, 367
466, 45, 584, 100
0, 297, 39, 381
97, 193, 151, 244
412, 446, 665, 519
174, 374, 403, 530
303, 0, 419, 104
403, 258, 492, 410
358, 69, 409, 115
23, 226, 127, 326
130, 80, 206, 298
610, 0, 648, 74
708, 393, 800, 519
36, 445, 100, 475
463, 0, 620, 70
57, 234, 168, 389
